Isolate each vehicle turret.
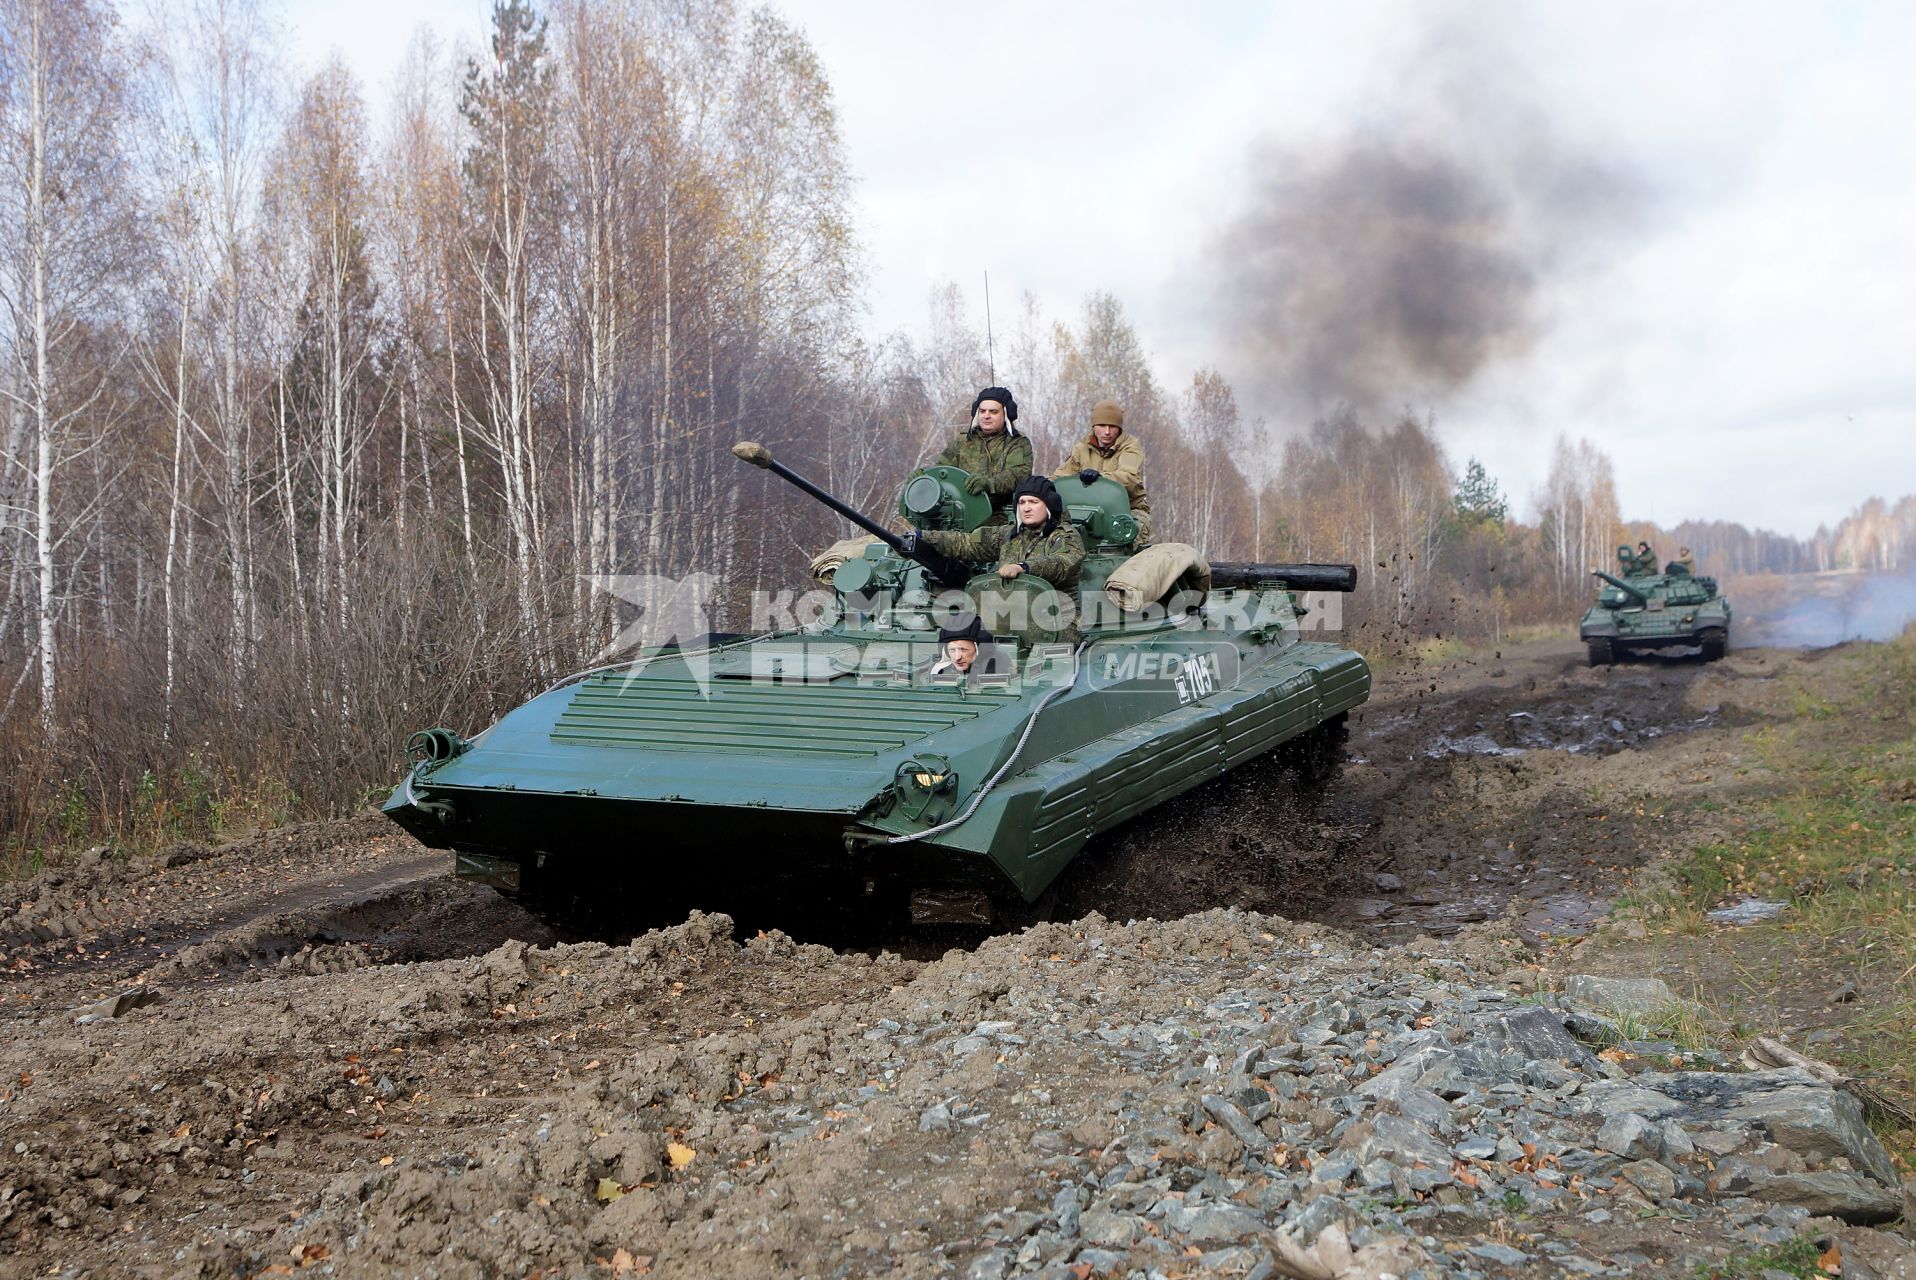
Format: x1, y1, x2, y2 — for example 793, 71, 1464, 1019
1592, 570, 1650, 607
897, 465, 994, 533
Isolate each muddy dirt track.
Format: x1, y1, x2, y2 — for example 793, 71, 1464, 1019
0, 636, 1892, 1278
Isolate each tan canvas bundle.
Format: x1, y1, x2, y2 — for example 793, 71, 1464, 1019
808, 534, 883, 582
1103, 542, 1210, 612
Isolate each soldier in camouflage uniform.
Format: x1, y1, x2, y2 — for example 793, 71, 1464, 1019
934, 386, 1033, 524
1635, 541, 1659, 575
907, 475, 1085, 646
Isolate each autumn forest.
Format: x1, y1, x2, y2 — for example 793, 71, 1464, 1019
1, 0, 1910, 856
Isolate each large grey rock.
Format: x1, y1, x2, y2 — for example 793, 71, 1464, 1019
1453, 1133, 1498, 1161
1162, 1201, 1267, 1243
1202, 1094, 1273, 1155
1618, 1159, 1679, 1201
1575, 1080, 1679, 1118
1051, 1185, 1081, 1238
1021, 1265, 1090, 1280
1419, 1044, 1519, 1097
1357, 1159, 1397, 1191
1691, 1129, 1747, 1157
962, 1249, 1012, 1280
1595, 1112, 1662, 1159
1660, 1120, 1696, 1159
1725, 1083, 1897, 1187
1079, 1210, 1143, 1247
1524, 1058, 1584, 1089
1563, 975, 1681, 1016
1393, 1085, 1456, 1132
1354, 1046, 1447, 1100
1359, 1113, 1454, 1169
1309, 1152, 1358, 1186
1467, 1242, 1530, 1265
1578, 1069, 1898, 1188
1709, 1156, 1903, 1224
1284, 1195, 1351, 1245
1467, 1003, 1601, 1070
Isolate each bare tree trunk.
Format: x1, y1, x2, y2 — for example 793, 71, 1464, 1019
444, 309, 476, 576
162, 296, 191, 738
13, 0, 60, 726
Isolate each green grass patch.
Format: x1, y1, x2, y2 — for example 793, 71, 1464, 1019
1690, 1234, 1825, 1280
1603, 1003, 1721, 1054
1643, 632, 1916, 1166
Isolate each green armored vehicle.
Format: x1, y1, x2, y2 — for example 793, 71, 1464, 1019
1581, 554, 1732, 666
385, 444, 1370, 925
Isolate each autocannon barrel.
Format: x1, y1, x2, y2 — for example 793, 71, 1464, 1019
1591, 570, 1649, 605
1208, 562, 1358, 593
732, 442, 973, 587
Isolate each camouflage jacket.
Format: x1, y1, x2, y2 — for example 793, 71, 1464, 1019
924, 520, 1085, 593
1054, 430, 1149, 512
935, 427, 1033, 506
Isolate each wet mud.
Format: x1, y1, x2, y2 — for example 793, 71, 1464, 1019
1048, 638, 1768, 948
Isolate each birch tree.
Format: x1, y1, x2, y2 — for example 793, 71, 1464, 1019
1179, 368, 1240, 553
272, 59, 385, 630
0, 0, 137, 724
458, 0, 555, 647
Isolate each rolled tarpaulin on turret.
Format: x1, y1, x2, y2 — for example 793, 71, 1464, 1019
1105, 542, 1212, 612
809, 534, 883, 583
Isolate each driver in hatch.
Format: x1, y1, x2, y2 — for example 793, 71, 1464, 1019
930, 618, 1009, 680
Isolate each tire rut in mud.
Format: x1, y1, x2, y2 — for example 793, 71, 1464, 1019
0, 817, 555, 1012
142, 876, 557, 983
1033, 640, 1776, 948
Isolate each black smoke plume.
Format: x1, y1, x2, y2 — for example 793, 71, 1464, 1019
1211, 30, 1641, 417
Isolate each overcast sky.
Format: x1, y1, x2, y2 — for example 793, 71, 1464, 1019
285, 0, 1916, 539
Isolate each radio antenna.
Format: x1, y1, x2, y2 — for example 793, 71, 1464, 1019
983, 270, 995, 380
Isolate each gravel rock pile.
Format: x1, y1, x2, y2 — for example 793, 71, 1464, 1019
126, 911, 1907, 1278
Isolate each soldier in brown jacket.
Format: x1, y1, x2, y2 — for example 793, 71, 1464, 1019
1055, 399, 1151, 543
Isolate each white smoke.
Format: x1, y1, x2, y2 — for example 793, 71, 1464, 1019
1738, 569, 1916, 648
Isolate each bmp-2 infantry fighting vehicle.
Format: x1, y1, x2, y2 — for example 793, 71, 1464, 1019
384, 444, 1370, 925
1581, 561, 1732, 666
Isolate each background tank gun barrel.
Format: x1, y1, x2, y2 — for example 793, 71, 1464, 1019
733, 442, 973, 587
1208, 562, 1358, 593
1591, 570, 1649, 605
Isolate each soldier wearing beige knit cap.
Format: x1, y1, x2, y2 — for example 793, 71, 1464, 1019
1055, 399, 1151, 543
